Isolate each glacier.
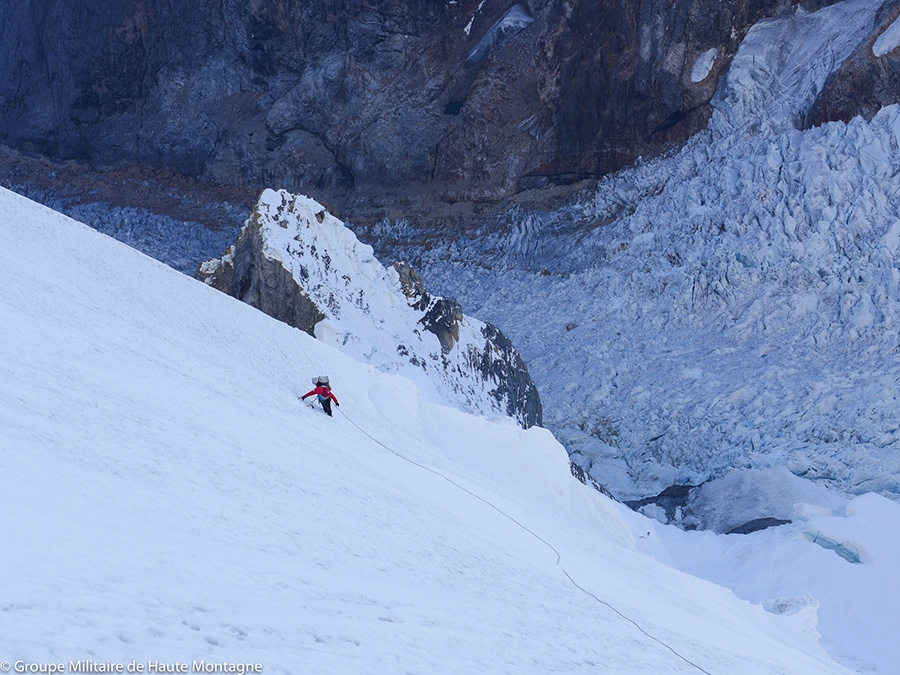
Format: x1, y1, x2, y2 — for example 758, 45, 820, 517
410, 0, 900, 507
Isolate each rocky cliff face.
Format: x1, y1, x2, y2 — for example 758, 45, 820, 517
198, 215, 326, 336
0, 0, 842, 202
200, 189, 542, 427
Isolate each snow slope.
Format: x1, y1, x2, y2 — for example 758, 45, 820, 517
0, 186, 851, 672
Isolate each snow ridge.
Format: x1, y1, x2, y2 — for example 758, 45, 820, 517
210, 189, 541, 426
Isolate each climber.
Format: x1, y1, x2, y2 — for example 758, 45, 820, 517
301, 376, 340, 417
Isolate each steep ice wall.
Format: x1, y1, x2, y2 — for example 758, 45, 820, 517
710, 0, 881, 134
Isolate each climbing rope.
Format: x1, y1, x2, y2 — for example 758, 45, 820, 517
336, 406, 714, 675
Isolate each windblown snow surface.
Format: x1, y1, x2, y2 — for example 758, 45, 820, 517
0, 189, 860, 673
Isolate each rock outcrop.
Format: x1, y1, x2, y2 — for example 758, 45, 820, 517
0, 0, 842, 202
198, 217, 325, 336
200, 189, 542, 428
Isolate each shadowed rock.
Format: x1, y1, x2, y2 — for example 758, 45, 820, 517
0, 0, 843, 202
198, 211, 325, 336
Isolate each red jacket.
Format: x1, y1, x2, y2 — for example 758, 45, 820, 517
302, 385, 339, 405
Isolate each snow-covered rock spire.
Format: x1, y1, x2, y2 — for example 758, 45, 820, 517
200, 189, 542, 428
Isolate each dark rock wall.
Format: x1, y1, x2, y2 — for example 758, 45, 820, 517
0, 0, 841, 200
473, 322, 544, 428
6, 2, 222, 175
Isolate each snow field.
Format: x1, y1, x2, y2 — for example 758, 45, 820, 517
0, 187, 851, 673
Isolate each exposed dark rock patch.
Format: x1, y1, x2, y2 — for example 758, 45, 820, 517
570, 462, 618, 500
198, 210, 326, 336
422, 297, 465, 354
474, 322, 544, 428
392, 261, 431, 312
